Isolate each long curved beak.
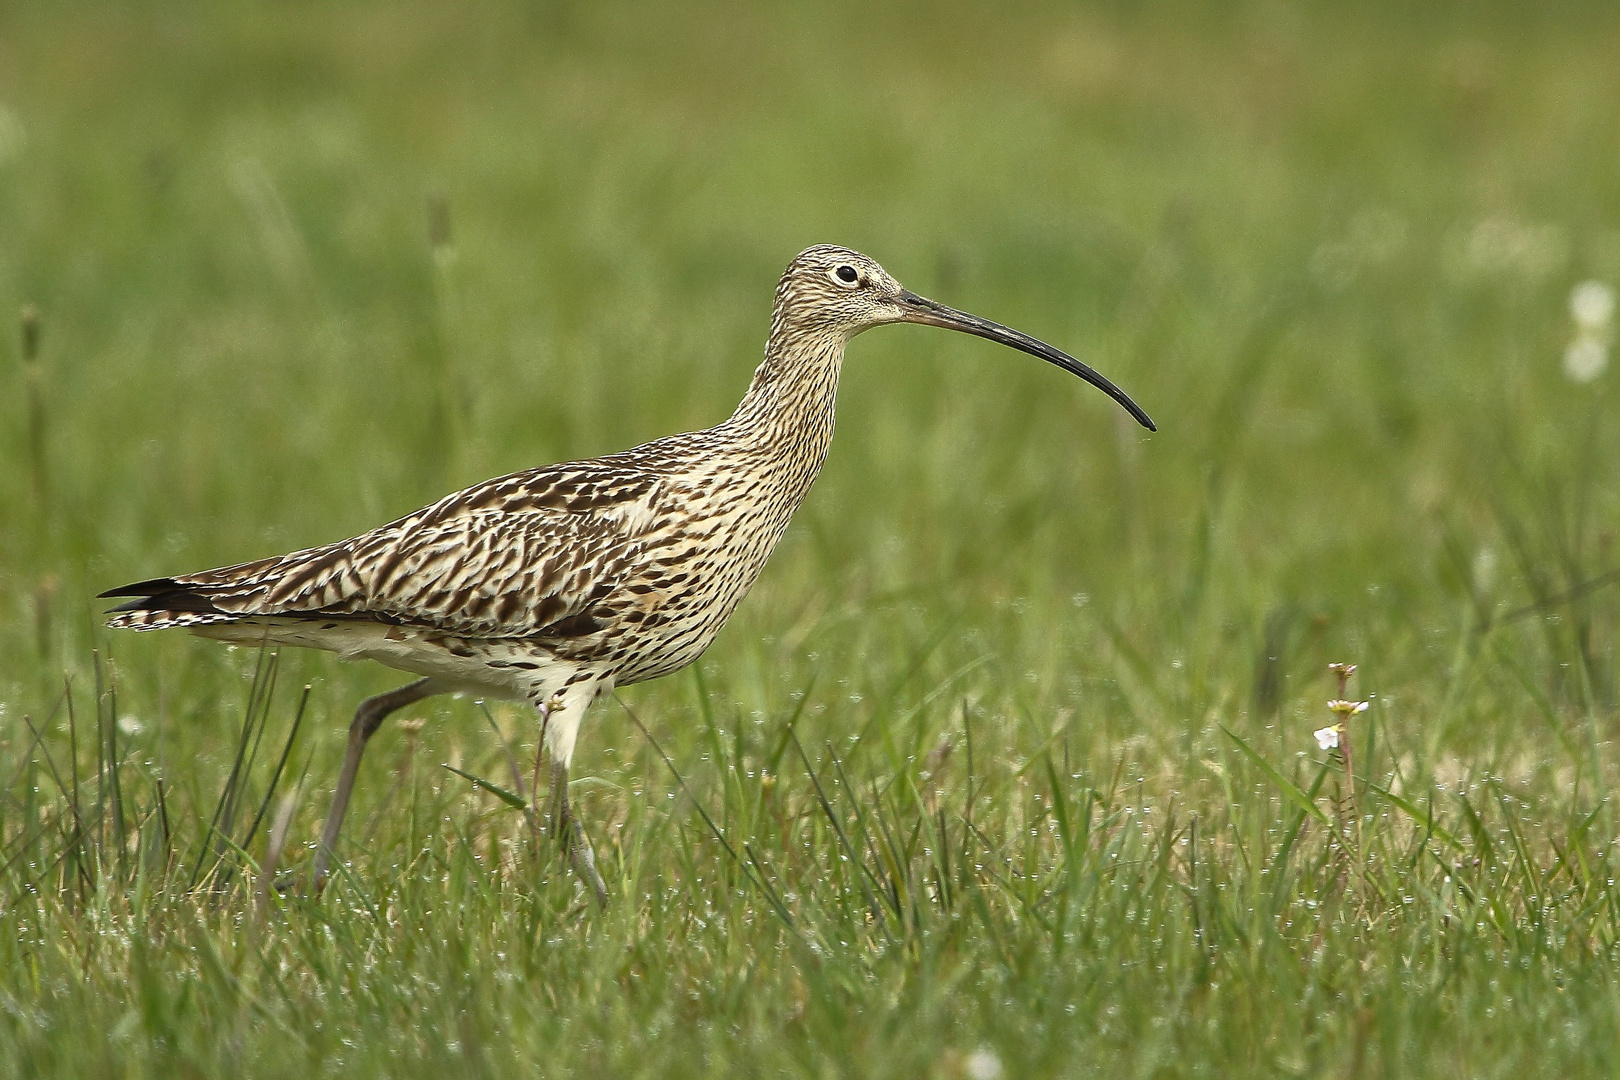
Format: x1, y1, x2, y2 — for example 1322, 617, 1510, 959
895, 290, 1156, 432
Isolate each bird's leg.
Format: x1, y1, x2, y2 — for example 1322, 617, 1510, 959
532, 681, 609, 907
549, 758, 608, 909
312, 676, 441, 892
528, 695, 555, 848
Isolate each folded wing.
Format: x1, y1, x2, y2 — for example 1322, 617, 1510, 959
101, 460, 669, 640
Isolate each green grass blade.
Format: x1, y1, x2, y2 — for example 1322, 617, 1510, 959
1220, 726, 1329, 825
439, 764, 527, 810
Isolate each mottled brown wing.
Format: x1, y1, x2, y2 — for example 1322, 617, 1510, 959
103, 461, 669, 638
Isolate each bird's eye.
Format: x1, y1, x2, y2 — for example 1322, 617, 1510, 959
833, 265, 860, 286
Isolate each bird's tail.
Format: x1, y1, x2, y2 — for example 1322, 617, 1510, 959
99, 577, 246, 631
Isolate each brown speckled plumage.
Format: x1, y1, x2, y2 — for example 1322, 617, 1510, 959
101, 244, 1154, 901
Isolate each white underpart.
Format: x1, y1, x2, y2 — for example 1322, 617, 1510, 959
196, 620, 528, 695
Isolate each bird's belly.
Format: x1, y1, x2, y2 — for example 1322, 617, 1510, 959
609, 610, 728, 685
602, 526, 784, 686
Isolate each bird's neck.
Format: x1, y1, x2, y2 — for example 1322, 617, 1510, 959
725, 323, 847, 481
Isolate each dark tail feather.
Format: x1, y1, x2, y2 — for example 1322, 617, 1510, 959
99, 578, 225, 616
98, 577, 183, 599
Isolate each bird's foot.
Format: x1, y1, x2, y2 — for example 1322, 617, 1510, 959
549, 760, 608, 909
566, 818, 609, 910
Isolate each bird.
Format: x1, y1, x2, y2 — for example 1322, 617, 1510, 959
100, 245, 1154, 905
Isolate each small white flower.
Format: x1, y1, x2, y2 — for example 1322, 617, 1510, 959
1571, 280, 1616, 333
1565, 337, 1609, 383
1327, 699, 1370, 716
1314, 726, 1341, 751
965, 1049, 1004, 1080
1566, 281, 1615, 383
117, 715, 144, 737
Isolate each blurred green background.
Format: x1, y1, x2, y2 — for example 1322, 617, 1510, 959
6, 0, 1617, 772
2, 2, 1620, 1076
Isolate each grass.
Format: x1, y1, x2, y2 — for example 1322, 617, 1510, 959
3, 1, 1620, 1075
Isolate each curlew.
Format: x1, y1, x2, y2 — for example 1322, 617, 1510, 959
101, 245, 1154, 905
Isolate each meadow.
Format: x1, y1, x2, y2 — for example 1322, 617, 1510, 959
3, 2, 1620, 1075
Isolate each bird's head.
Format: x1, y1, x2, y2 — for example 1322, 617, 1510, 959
775, 245, 1155, 431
